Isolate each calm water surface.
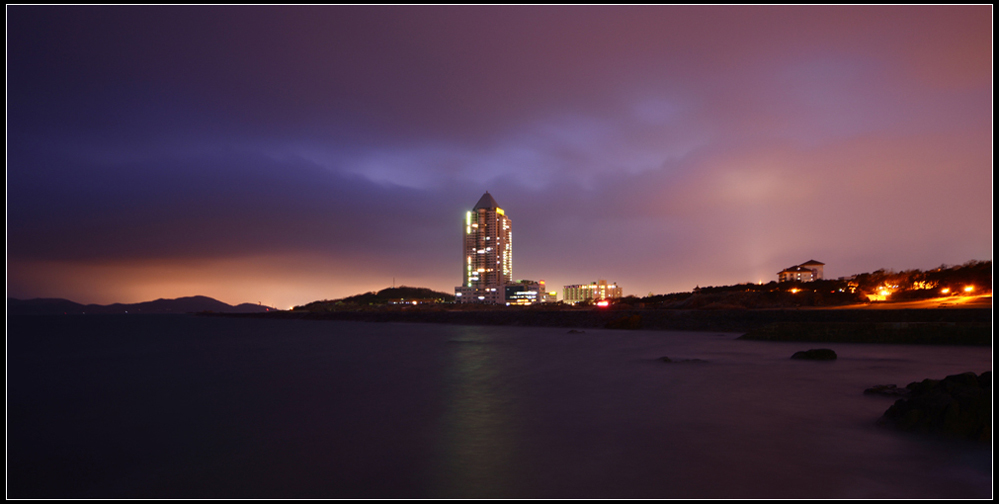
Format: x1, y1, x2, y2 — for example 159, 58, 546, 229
7, 315, 992, 498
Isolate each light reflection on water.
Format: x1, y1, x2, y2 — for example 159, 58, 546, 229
434, 329, 520, 497
7, 316, 993, 498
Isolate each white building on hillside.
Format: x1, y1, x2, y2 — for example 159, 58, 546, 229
778, 260, 825, 282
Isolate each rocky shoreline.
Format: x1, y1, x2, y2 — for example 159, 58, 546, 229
875, 371, 992, 443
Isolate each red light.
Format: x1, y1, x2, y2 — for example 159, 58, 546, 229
596, 300, 610, 307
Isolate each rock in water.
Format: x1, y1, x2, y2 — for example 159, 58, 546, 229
790, 348, 837, 360
878, 371, 991, 442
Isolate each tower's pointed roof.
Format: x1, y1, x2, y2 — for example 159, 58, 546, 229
473, 191, 500, 210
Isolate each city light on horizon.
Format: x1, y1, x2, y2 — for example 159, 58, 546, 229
6, 6, 992, 308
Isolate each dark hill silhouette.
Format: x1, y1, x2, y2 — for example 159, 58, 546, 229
8, 296, 276, 315
336, 286, 455, 304
295, 286, 454, 310
7, 298, 87, 315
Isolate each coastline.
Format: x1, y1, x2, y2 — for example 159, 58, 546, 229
205, 306, 992, 345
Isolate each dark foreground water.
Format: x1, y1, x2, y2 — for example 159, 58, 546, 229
8, 315, 992, 498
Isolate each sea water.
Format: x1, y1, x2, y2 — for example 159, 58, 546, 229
7, 314, 992, 498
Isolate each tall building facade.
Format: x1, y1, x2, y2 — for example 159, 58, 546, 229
455, 192, 513, 304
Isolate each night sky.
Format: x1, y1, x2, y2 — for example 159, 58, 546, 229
7, 6, 992, 309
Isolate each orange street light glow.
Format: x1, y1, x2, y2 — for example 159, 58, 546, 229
964, 286, 974, 293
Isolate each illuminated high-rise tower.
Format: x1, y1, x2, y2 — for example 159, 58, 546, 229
455, 192, 512, 303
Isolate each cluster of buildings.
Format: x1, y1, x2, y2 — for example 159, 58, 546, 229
452, 192, 828, 304
454, 192, 622, 305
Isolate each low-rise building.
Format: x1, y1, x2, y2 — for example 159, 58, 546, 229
505, 280, 541, 305
778, 260, 825, 282
455, 285, 504, 304
504, 279, 559, 305
563, 279, 622, 305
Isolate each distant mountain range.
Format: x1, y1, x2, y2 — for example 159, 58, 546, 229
7, 295, 276, 315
